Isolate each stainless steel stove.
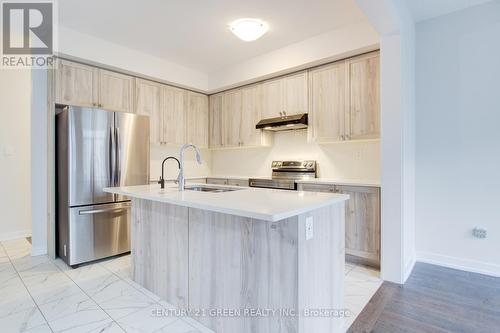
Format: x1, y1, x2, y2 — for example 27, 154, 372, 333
249, 160, 317, 190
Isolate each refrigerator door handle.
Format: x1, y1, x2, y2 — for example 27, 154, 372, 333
115, 127, 121, 186
109, 127, 116, 187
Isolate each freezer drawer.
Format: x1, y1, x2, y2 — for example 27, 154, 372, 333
61, 202, 131, 266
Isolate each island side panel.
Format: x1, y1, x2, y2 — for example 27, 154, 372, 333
188, 208, 299, 333
297, 202, 346, 333
131, 198, 189, 309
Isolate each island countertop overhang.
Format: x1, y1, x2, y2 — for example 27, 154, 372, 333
104, 184, 349, 222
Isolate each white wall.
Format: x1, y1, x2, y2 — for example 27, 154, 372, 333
0, 69, 32, 241
355, 0, 416, 283
208, 20, 379, 92
211, 131, 380, 181
415, 1, 500, 276
31, 69, 49, 255
57, 26, 209, 92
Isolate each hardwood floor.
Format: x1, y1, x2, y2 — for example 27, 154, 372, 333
348, 263, 500, 333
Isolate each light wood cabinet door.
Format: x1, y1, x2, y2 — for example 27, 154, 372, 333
162, 86, 186, 145
186, 92, 208, 148
283, 71, 308, 115
209, 93, 224, 148
206, 178, 228, 185
240, 85, 262, 146
261, 78, 283, 119
222, 89, 243, 147
135, 79, 162, 144
56, 59, 98, 107
337, 185, 380, 265
297, 183, 337, 193
347, 52, 380, 140
297, 183, 381, 266
227, 179, 249, 187
98, 69, 134, 113
309, 62, 347, 142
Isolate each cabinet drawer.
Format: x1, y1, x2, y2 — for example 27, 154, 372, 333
227, 179, 249, 187
186, 178, 207, 184
297, 183, 337, 193
206, 178, 228, 185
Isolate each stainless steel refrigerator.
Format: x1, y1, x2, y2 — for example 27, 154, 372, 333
56, 106, 149, 267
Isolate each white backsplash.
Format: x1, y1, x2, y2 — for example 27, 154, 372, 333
210, 130, 380, 180
150, 145, 212, 182
150, 131, 380, 182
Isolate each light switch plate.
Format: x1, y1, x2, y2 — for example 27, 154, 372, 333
3, 145, 14, 156
305, 217, 313, 240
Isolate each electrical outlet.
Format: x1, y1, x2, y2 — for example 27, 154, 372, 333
472, 227, 487, 239
305, 217, 314, 240
355, 150, 362, 160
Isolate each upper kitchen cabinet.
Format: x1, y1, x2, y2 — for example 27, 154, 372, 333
221, 89, 243, 147
209, 85, 271, 149
283, 72, 308, 115
309, 61, 347, 143
185, 92, 209, 148
261, 71, 308, 119
55, 59, 98, 108
346, 52, 380, 140
209, 93, 224, 148
308, 51, 380, 143
261, 78, 283, 119
135, 78, 162, 144
55, 59, 135, 113
98, 69, 135, 113
240, 85, 269, 146
162, 86, 187, 145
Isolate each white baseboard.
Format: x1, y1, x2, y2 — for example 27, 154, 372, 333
0, 229, 32, 242
417, 251, 500, 278
403, 255, 416, 282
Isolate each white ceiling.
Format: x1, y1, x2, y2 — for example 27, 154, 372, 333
405, 0, 494, 22
58, 0, 367, 73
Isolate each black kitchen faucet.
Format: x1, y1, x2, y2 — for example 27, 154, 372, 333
158, 156, 181, 189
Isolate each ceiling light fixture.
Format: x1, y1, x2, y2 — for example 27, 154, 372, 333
229, 18, 268, 42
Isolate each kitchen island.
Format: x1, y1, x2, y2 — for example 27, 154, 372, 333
104, 184, 349, 333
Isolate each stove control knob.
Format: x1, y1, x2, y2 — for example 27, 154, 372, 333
307, 162, 313, 168
272, 162, 277, 167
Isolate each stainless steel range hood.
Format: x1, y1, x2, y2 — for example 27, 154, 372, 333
255, 113, 308, 131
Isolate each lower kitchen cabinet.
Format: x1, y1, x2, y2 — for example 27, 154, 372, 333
226, 178, 249, 187
207, 178, 249, 187
206, 178, 228, 185
297, 183, 380, 267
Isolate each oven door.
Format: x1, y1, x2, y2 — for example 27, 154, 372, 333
249, 179, 296, 190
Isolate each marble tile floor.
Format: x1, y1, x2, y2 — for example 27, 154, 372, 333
0, 238, 381, 333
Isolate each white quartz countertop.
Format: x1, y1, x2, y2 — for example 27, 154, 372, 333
295, 178, 381, 187
104, 184, 348, 222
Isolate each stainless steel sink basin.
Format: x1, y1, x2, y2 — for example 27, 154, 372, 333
184, 185, 241, 193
